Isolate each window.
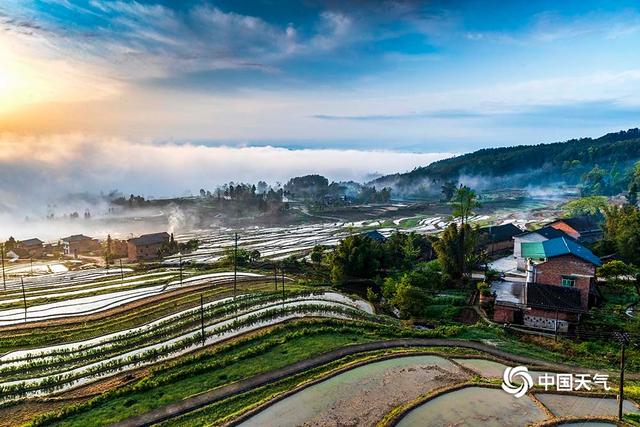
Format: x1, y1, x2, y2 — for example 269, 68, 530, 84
561, 276, 576, 287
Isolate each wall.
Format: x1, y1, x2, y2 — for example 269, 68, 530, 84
514, 233, 547, 269
534, 254, 595, 310
493, 305, 516, 323
128, 242, 163, 261
486, 240, 514, 255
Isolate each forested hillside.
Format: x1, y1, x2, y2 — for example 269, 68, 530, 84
372, 128, 640, 198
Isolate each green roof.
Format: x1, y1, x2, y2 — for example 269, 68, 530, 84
521, 237, 601, 266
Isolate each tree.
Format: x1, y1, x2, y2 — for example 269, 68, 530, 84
602, 205, 640, 265
220, 247, 251, 267
431, 223, 477, 283
627, 182, 638, 206
329, 235, 382, 283
598, 260, 639, 298
440, 180, 457, 201
449, 185, 480, 281
562, 196, 607, 217
249, 249, 261, 263
391, 278, 430, 319
451, 185, 479, 226
382, 232, 433, 270
104, 234, 113, 266
581, 165, 606, 195
310, 245, 324, 264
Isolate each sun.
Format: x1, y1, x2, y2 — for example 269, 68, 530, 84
0, 44, 40, 114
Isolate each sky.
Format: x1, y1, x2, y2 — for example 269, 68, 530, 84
1, 0, 640, 210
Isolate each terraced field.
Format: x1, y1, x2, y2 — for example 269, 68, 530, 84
165, 209, 540, 266
0, 262, 382, 426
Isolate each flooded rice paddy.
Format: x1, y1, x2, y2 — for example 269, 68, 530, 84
536, 393, 640, 418
241, 355, 640, 427
397, 386, 548, 427
239, 355, 468, 427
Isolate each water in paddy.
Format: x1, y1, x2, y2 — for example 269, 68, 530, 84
239, 355, 467, 427
397, 386, 548, 427
453, 358, 508, 377
453, 358, 557, 382
556, 423, 616, 426
536, 393, 640, 418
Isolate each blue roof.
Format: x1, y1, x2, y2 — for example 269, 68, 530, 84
521, 237, 601, 266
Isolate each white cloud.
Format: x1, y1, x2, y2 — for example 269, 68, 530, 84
0, 133, 455, 215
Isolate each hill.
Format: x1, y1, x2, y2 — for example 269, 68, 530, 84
370, 128, 640, 198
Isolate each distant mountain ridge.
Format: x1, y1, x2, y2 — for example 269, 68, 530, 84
370, 128, 640, 197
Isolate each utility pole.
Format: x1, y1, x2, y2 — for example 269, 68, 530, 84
1, 243, 6, 291
281, 265, 285, 303
554, 307, 559, 342
200, 293, 205, 347
233, 232, 238, 299
273, 263, 278, 291
615, 332, 630, 421
21, 277, 27, 322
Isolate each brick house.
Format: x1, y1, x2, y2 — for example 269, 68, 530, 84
127, 232, 170, 262
491, 236, 601, 333
15, 238, 44, 258
546, 216, 602, 244
478, 223, 522, 255
61, 234, 101, 257
513, 226, 573, 271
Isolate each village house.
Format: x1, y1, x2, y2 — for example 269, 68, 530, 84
362, 230, 387, 242
546, 216, 603, 244
110, 239, 129, 259
478, 223, 522, 255
491, 236, 601, 333
127, 232, 170, 262
15, 238, 44, 258
513, 226, 573, 270
61, 234, 101, 257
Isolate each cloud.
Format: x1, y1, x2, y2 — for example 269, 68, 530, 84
464, 9, 640, 45
312, 99, 640, 128
313, 109, 486, 121
0, 133, 455, 215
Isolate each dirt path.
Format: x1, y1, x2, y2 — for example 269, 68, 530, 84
111, 338, 638, 427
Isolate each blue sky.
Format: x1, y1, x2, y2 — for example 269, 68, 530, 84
1, 0, 639, 148
1, 0, 640, 203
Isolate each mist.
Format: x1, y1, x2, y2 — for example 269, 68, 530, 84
0, 133, 455, 218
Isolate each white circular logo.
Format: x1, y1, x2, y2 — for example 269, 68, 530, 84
501, 366, 533, 398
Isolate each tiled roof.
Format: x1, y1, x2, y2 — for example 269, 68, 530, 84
479, 223, 522, 241
549, 216, 601, 233
61, 234, 93, 243
129, 232, 170, 246
362, 230, 386, 242
527, 282, 583, 312
20, 238, 43, 246
515, 226, 573, 240
521, 237, 601, 266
